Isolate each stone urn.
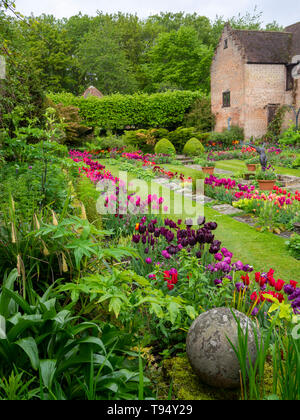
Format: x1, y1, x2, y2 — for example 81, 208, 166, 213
202, 167, 215, 175
186, 307, 259, 389
258, 180, 275, 191
246, 164, 257, 172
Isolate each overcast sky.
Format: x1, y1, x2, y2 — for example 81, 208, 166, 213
12, 0, 300, 27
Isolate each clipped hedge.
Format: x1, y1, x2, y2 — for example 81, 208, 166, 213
183, 138, 205, 156
48, 91, 206, 131
154, 138, 176, 155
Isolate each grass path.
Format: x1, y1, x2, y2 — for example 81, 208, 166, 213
99, 159, 300, 280
215, 159, 300, 177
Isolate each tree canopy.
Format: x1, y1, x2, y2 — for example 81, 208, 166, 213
0, 6, 283, 97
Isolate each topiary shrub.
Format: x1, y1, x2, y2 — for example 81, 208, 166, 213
154, 138, 176, 155
183, 138, 205, 156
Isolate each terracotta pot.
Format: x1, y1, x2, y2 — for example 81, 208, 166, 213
202, 167, 215, 175
258, 180, 275, 191
247, 164, 257, 172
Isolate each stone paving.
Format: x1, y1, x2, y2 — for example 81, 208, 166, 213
152, 177, 213, 204
212, 204, 243, 215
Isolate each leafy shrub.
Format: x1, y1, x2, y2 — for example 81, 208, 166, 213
197, 132, 211, 144
154, 138, 176, 155
49, 90, 205, 130
286, 234, 300, 260
0, 270, 152, 400
167, 127, 199, 152
183, 138, 204, 156
183, 96, 215, 132
0, 163, 69, 221
97, 135, 125, 151
292, 156, 300, 168
210, 125, 244, 146
123, 128, 169, 153
194, 157, 216, 168
54, 103, 93, 145
279, 126, 300, 147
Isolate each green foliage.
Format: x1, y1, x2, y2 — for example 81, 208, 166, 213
194, 156, 216, 168
255, 167, 276, 180
167, 127, 200, 152
264, 106, 288, 143
154, 138, 176, 155
143, 26, 213, 93
77, 19, 138, 95
279, 126, 300, 147
210, 125, 244, 146
48, 90, 206, 131
0, 270, 153, 400
286, 234, 300, 260
183, 96, 215, 132
292, 156, 300, 168
183, 137, 204, 156
122, 128, 169, 152
0, 163, 69, 221
93, 135, 126, 151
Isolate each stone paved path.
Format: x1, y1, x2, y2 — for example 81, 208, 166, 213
212, 204, 243, 215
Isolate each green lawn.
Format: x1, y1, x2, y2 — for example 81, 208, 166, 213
215, 159, 300, 177
99, 158, 300, 281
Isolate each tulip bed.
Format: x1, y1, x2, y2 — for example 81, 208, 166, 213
69, 150, 300, 317
68, 148, 300, 400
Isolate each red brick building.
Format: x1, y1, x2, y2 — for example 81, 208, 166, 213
211, 23, 300, 139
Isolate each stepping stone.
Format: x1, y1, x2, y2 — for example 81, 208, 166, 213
212, 204, 243, 215
192, 195, 213, 203
214, 168, 233, 175
184, 164, 203, 171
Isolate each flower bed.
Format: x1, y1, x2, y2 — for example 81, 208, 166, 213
129, 216, 300, 320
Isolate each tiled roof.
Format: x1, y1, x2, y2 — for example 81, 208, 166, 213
225, 22, 300, 64
82, 86, 104, 98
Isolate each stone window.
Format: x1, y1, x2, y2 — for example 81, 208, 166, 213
224, 39, 228, 49
267, 104, 279, 125
222, 91, 230, 107
286, 64, 294, 91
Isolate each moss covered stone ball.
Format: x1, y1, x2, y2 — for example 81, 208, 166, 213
183, 138, 205, 156
186, 307, 259, 389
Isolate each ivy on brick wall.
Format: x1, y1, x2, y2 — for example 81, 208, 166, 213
48, 90, 207, 130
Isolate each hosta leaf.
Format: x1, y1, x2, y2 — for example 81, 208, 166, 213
0, 269, 19, 318
16, 337, 40, 370
0, 315, 6, 339
40, 359, 56, 389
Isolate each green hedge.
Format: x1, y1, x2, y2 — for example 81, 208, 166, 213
48, 91, 206, 130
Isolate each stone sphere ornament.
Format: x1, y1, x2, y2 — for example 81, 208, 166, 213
186, 307, 259, 389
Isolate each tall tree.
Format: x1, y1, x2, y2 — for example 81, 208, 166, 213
77, 20, 138, 94
143, 26, 213, 93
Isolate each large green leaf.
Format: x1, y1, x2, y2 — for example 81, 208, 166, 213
1, 288, 34, 315
0, 269, 19, 318
16, 337, 40, 370
40, 359, 57, 390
